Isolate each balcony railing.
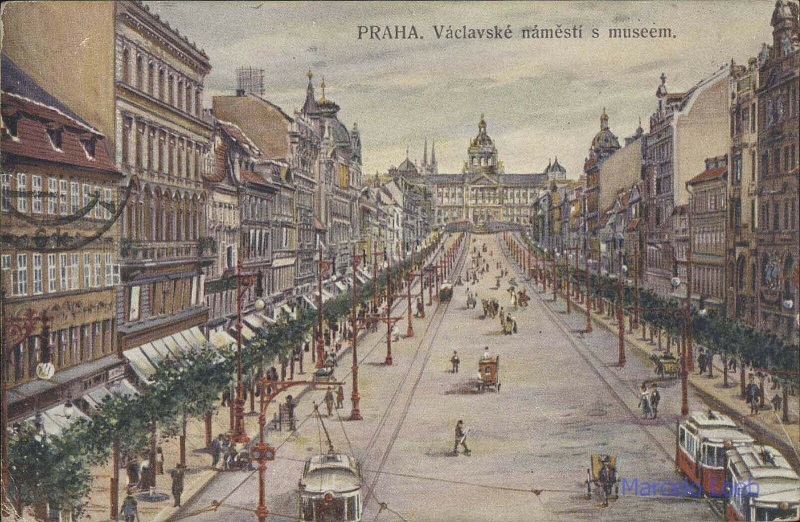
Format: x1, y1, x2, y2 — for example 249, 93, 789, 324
121, 239, 214, 263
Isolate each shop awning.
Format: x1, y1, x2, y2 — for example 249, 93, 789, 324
273, 257, 296, 268
82, 378, 139, 410
303, 294, 318, 309
277, 303, 296, 319
244, 313, 266, 331
123, 327, 208, 384
334, 281, 347, 293
27, 402, 90, 437
210, 330, 237, 350
321, 289, 335, 303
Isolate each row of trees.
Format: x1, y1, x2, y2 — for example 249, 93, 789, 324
5, 237, 445, 518
517, 234, 799, 408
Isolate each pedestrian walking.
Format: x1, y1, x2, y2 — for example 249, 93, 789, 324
210, 434, 223, 468
771, 393, 783, 413
746, 375, 761, 415
453, 420, 471, 455
598, 457, 617, 507
324, 387, 335, 416
649, 384, 660, 419
336, 385, 344, 409
120, 492, 140, 522
156, 447, 165, 475
170, 465, 185, 507
698, 350, 706, 375
451, 351, 460, 373
637, 384, 652, 418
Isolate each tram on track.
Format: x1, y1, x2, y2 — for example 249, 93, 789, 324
676, 411, 754, 496
725, 444, 800, 521
299, 404, 363, 521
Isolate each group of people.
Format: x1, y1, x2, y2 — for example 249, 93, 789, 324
323, 385, 346, 416
124, 449, 165, 492
209, 433, 248, 471
637, 383, 661, 419
498, 307, 518, 335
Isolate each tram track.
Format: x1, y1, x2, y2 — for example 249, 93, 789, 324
499, 235, 676, 461
361, 235, 469, 513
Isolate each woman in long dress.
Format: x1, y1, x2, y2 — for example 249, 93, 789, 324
638, 384, 651, 418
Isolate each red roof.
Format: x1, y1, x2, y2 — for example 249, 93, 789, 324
217, 120, 260, 156
687, 166, 726, 185
2, 92, 118, 174
241, 168, 267, 186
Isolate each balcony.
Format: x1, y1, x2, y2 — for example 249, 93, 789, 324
121, 238, 215, 265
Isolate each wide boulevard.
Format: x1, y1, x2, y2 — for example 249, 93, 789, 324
176, 232, 717, 522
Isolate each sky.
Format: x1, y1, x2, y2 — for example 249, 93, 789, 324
145, 1, 775, 179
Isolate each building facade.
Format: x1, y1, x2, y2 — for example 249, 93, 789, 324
754, 0, 799, 341
114, 1, 215, 379
2, 57, 124, 422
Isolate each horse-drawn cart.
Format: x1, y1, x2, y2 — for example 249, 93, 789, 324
650, 353, 679, 378
439, 282, 453, 302
476, 356, 500, 392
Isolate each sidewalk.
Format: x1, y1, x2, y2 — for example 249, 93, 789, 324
82, 236, 460, 521
501, 236, 800, 471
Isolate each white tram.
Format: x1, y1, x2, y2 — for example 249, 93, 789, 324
299, 404, 363, 521
725, 444, 800, 522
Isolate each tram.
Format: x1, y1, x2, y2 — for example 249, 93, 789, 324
676, 411, 754, 496
725, 444, 800, 521
299, 404, 363, 521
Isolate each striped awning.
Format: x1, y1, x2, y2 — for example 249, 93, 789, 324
123, 327, 208, 384
26, 402, 90, 437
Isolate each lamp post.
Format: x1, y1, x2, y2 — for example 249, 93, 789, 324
349, 245, 367, 420
380, 258, 403, 365
316, 244, 333, 370
585, 248, 592, 333
231, 258, 266, 444
1, 295, 55, 513
565, 251, 572, 314
552, 251, 558, 302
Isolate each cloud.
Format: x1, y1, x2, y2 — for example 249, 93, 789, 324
145, 0, 775, 178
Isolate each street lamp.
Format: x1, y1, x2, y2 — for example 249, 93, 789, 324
230, 258, 266, 445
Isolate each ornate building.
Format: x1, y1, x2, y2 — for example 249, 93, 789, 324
419, 115, 549, 231
114, 1, 215, 379
584, 109, 622, 234
2, 56, 124, 423
754, 0, 799, 341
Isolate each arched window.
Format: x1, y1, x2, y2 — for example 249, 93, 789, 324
784, 257, 795, 300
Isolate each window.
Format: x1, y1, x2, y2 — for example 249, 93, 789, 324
1, 171, 10, 211
159, 69, 165, 100
16, 172, 27, 212
93, 253, 101, 287
147, 62, 154, 94
60, 253, 68, 290
774, 203, 780, 231
185, 84, 192, 114
13, 254, 28, 295
32, 254, 42, 295
48, 254, 57, 292
59, 179, 67, 214
785, 201, 790, 231
31, 175, 42, 213
177, 80, 183, 111
47, 127, 63, 150
122, 117, 131, 165
136, 54, 143, 90
71, 181, 79, 212
122, 48, 130, 83
84, 253, 91, 288
168, 75, 174, 105
47, 178, 57, 214
785, 147, 791, 175
750, 103, 756, 133
762, 152, 769, 178
774, 148, 781, 175
70, 253, 79, 290
81, 137, 96, 159
104, 253, 119, 285
741, 106, 750, 134
83, 183, 91, 211
751, 150, 756, 181
104, 188, 112, 219
129, 285, 141, 321
135, 123, 143, 168
1, 255, 10, 271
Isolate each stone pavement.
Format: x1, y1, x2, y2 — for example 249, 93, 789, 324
501, 235, 800, 472
81, 236, 458, 521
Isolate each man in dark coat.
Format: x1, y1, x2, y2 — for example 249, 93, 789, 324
171, 465, 185, 507
746, 375, 761, 414
453, 420, 470, 455
210, 434, 223, 468
120, 492, 140, 522
598, 457, 617, 507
